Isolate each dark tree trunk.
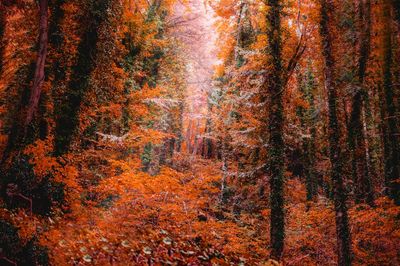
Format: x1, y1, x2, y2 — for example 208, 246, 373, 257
48, 0, 67, 96
220, 137, 230, 205
54, 0, 112, 155
0, 4, 6, 76
319, 0, 352, 265
382, 1, 400, 205
202, 116, 214, 159
175, 101, 184, 153
24, 0, 48, 132
299, 66, 317, 202
265, 0, 285, 260
393, 0, 400, 30
348, 0, 374, 205
192, 120, 200, 155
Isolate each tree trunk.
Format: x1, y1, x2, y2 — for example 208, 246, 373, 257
24, 0, 48, 132
202, 115, 214, 159
393, 0, 400, 32
186, 119, 193, 153
319, 0, 352, 265
382, 0, 400, 205
54, 0, 112, 155
175, 101, 184, 153
300, 66, 317, 202
0, 0, 48, 164
148, 145, 161, 176
192, 119, 200, 155
265, 0, 285, 260
348, 0, 374, 206
0, 4, 6, 76
220, 139, 229, 204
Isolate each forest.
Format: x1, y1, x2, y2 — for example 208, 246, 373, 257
0, 0, 399, 265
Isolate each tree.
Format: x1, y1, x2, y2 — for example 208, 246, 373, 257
381, 0, 400, 205
0, 3, 6, 76
24, 0, 48, 132
393, 0, 400, 31
298, 65, 318, 202
319, 0, 352, 264
1, 0, 48, 163
264, 0, 285, 260
54, 0, 112, 155
348, 0, 374, 205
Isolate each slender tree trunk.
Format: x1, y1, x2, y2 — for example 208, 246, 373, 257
363, 91, 379, 183
300, 66, 317, 202
361, 105, 374, 204
348, 0, 374, 205
382, 0, 400, 205
25, 0, 48, 132
186, 119, 193, 153
0, 4, 6, 76
234, 2, 245, 66
392, 0, 400, 114
393, 0, 400, 32
202, 115, 214, 159
148, 145, 161, 176
319, 0, 352, 265
48, 1, 67, 105
192, 119, 200, 155
220, 139, 229, 204
265, 0, 285, 260
176, 102, 184, 152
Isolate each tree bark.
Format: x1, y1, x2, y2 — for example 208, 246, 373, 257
186, 119, 193, 153
393, 0, 400, 30
192, 119, 200, 155
176, 102, 184, 152
300, 66, 317, 202
0, 4, 6, 76
348, 0, 374, 205
220, 139, 229, 204
54, 0, 112, 155
24, 0, 48, 132
382, 0, 400, 205
202, 116, 214, 159
265, 0, 285, 260
0, 0, 48, 164
319, 0, 352, 265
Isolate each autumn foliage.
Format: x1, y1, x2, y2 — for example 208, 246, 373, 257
0, 0, 399, 265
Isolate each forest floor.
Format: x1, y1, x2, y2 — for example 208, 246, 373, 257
3, 148, 397, 265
